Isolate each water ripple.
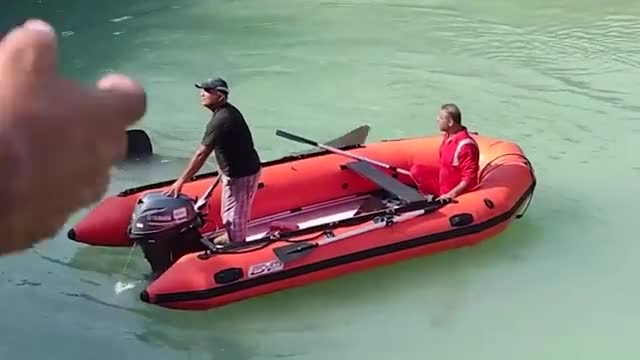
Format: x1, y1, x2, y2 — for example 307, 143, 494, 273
447, 14, 640, 89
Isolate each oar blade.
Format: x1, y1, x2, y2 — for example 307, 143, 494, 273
288, 124, 370, 157
324, 124, 370, 148
125, 129, 153, 159
273, 242, 318, 264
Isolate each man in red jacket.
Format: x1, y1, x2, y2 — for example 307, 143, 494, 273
410, 103, 480, 201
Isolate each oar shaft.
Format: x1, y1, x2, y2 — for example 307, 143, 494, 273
195, 175, 222, 211
273, 207, 430, 263
276, 129, 411, 176
316, 208, 427, 246
317, 143, 412, 176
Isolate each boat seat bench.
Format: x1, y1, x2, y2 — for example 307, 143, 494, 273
343, 160, 426, 203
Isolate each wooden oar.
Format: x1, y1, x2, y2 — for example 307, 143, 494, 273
276, 129, 411, 176
272, 208, 430, 264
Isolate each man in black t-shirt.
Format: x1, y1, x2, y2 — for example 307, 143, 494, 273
163, 77, 262, 245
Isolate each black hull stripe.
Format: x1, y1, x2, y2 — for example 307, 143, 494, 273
151, 178, 536, 305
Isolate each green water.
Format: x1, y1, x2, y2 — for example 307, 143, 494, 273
2, 0, 639, 358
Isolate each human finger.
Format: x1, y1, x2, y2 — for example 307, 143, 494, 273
94, 73, 147, 127
45, 73, 147, 142
36, 74, 145, 160
0, 19, 58, 86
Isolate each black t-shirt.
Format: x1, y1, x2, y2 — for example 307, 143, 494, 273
200, 102, 261, 178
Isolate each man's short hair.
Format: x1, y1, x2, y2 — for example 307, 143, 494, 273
441, 103, 462, 124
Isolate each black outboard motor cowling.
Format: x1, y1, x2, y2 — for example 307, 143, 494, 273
127, 191, 207, 276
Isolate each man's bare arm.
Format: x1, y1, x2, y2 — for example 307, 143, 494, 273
175, 145, 214, 184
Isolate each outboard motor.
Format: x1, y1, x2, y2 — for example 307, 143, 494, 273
127, 191, 208, 277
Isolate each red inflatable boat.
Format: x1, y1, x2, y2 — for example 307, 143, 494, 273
67, 129, 536, 311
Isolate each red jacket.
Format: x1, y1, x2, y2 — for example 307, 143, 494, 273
438, 127, 480, 195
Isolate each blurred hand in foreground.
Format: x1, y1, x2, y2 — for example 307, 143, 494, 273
0, 19, 147, 255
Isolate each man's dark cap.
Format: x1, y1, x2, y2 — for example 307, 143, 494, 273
195, 77, 229, 94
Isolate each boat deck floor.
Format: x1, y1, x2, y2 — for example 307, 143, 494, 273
204, 160, 429, 243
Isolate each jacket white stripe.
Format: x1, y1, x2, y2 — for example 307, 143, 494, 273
452, 138, 477, 166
